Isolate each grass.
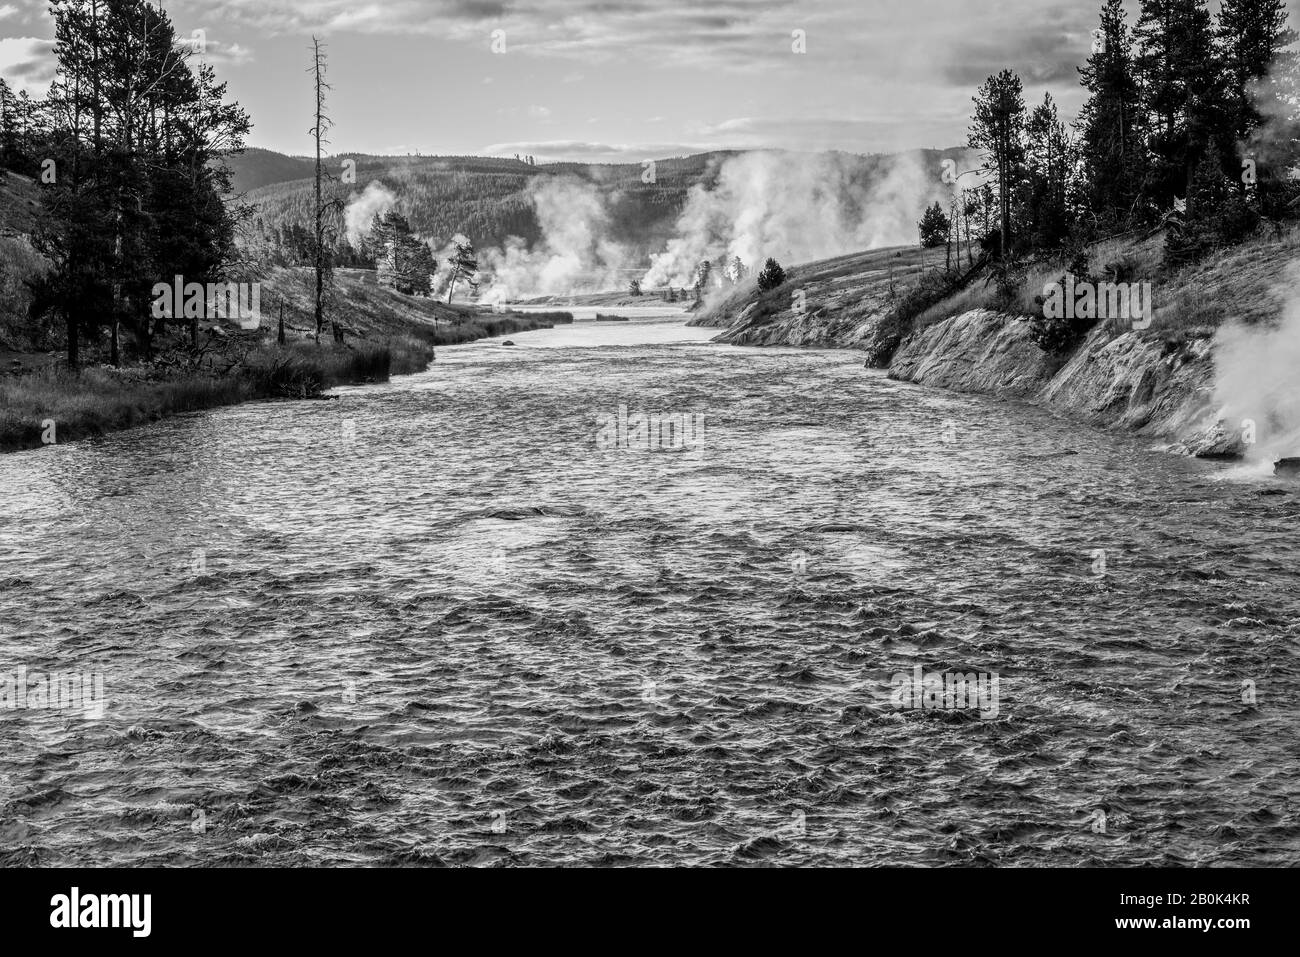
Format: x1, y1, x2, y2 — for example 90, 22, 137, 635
885, 224, 1300, 358
429, 311, 572, 345
0, 365, 252, 452
0, 258, 577, 453
0, 337, 436, 453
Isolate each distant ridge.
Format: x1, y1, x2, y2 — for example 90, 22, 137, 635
226, 146, 968, 257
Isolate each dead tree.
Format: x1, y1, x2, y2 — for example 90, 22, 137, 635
309, 38, 344, 343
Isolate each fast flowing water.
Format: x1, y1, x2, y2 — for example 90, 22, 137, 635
1, 313, 1297, 866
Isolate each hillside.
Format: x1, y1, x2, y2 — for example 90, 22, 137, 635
225, 147, 316, 195
688, 244, 936, 347
0, 170, 43, 236
230, 146, 968, 260
688, 228, 1300, 460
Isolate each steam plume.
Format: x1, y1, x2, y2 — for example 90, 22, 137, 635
1212, 262, 1300, 463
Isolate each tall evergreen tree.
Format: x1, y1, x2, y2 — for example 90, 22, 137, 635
30, 0, 249, 367
1077, 0, 1147, 229
445, 240, 479, 303
1025, 92, 1073, 248
1218, 0, 1297, 143
918, 201, 950, 248
0, 78, 24, 171
969, 69, 1027, 258
1219, 0, 1299, 220
1133, 0, 1225, 208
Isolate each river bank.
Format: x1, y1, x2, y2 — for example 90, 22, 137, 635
0, 265, 573, 453
689, 230, 1300, 462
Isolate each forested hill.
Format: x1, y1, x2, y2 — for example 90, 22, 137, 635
229, 147, 966, 257
226, 147, 316, 194
233, 150, 743, 254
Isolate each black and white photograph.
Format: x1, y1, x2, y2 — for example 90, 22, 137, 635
0, 0, 1295, 934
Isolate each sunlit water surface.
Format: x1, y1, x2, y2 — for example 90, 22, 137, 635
1, 312, 1298, 866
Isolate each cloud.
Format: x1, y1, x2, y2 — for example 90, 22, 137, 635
178, 0, 1101, 82
480, 139, 708, 163
0, 37, 55, 95
177, 33, 255, 66
697, 115, 965, 153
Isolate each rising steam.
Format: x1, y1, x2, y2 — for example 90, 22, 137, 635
478, 177, 632, 304
1212, 262, 1300, 463
344, 181, 397, 246
337, 153, 953, 302
468, 149, 951, 302
640, 150, 950, 289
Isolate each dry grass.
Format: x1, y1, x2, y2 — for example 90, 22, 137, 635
0, 338, 438, 452
902, 225, 1300, 348
1, 262, 579, 452
0, 366, 252, 452
1146, 226, 1300, 339
910, 279, 999, 330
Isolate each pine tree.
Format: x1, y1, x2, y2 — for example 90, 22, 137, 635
969, 69, 1027, 258
756, 258, 786, 292
409, 241, 436, 296
30, 0, 249, 367
1025, 93, 1074, 248
1134, 0, 1225, 209
0, 78, 22, 171
446, 240, 479, 303
1218, 0, 1297, 142
1077, 0, 1148, 229
1165, 149, 1255, 263
918, 202, 951, 248
692, 259, 712, 299
1218, 0, 1299, 220
309, 37, 344, 342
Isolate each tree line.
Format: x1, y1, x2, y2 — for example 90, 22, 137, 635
934, 0, 1298, 276
2, 0, 251, 367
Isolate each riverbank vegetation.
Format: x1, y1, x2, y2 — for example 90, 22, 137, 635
886, 0, 1300, 360
0, 342, 403, 452
0, 1, 575, 453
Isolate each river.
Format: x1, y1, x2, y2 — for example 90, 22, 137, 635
1, 311, 1297, 866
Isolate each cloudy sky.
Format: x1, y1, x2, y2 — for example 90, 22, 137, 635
0, 0, 1283, 161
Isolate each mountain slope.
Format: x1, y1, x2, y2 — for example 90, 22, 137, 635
230, 146, 968, 259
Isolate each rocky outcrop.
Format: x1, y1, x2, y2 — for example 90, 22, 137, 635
712, 300, 884, 348
887, 308, 1231, 453
887, 310, 1058, 399
688, 241, 1267, 459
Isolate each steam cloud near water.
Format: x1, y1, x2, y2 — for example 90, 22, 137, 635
477, 177, 633, 304
1213, 263, 1300, 463
344, 182, 397, 246
343, 150, 954, 303
640, 150, 950, 290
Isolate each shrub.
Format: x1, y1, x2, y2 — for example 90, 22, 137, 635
756, 258, 786, 292
862, 268, 970, 366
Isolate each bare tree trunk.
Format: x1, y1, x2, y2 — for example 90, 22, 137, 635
314, 41, 324, 343
66, 309, 79, 371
